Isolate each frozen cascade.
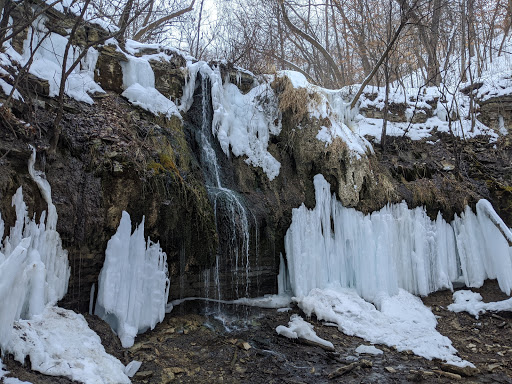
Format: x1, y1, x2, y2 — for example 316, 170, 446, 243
0, 146, 70, 348
193, 67, 253, 301
285, 174, 512, 301
95, 211, 170, 348
281, 174, 512, 365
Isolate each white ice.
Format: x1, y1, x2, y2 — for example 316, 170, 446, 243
95, 211, 170, 348
4, 307, 130, 384
285, 174, 512, 302
0, 147, 70, 348
448, 290, 512, 318
283, 173, 512, 365
297, 288, 471, 366
276, 314, 334, 350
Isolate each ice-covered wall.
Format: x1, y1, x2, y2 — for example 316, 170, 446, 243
285, 174, 512, 301
95, 211, 170, 348
0, 148, 70, 348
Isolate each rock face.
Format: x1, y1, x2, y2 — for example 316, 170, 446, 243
1, 4, 512, 312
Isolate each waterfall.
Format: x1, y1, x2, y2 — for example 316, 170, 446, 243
197, 73, 252, 301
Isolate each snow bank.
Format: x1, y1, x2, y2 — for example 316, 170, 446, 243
4, 307, 130, 384
276, 314, 334, 350
95, 211, 170, 348
448, 290, 512, 318
0, 148, 70, 348
285, 174, 512, 301
297, 288, 470, 366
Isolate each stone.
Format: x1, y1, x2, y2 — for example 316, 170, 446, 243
385, 367, 396, 373
434, 370, 462, 380
441, 363, 480, 377
135, 371, 154, 379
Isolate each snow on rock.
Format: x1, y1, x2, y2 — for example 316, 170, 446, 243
21, 16, 103, 104
4, 307, 130, 384
0, 147, 70, 347
122, 83, 180, 118
276, 314, 334, 351
355, 345, 383, 355
120, 52, 181, 118
448, 290, 512, 318
297, 288, 471, 366
278, 71, 372, 158
95, 211, 170, 348
285, 174, 512, 302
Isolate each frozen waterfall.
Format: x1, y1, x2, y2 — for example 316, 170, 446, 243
95, 211, 170, 348
284, 174, 512, 302
0, 147, 70, 348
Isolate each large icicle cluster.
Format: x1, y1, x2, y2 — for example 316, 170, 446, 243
0, 148, 70, 348
95, 211, 170, 348
285, 174, 512, 301
282, 174, 511, 365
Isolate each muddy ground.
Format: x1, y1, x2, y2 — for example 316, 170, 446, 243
2, 280, 512, 383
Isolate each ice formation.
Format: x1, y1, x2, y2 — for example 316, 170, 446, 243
448, 290, 512, 318
120, 49, 181, 118
276, 314, 334, 350
95, 211, 170, 348
0, 148, 70, 348
285, 174, 512, 301
181, 63, 283, 180
22, 16, 103, 104
282, 173, 512, 365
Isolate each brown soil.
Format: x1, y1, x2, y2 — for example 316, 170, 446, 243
2, 280, 512, 384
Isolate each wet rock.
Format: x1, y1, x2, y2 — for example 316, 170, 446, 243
135, 371, 153, 379
434, 369, 462, 380
385, 366, 396, 373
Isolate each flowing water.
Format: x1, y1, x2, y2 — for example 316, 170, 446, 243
197, 74, 253, 304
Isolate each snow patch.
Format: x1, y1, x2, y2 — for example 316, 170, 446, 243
276, 314, 334, 350
4, 307, 130, 384
95, 211, 170, 348
355, 345, 383, 355
448, 290, 512, 318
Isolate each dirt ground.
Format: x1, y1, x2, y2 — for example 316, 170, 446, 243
2, 280, 512, 384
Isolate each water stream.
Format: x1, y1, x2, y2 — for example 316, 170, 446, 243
197, 73, 253, 304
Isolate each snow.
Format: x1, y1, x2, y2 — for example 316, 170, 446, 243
122, 83, 181, 118
21, 16, 104, 104
95, 211, 170, 348
296, 288, 471, 366
124, 360, 142, 378
355, 345, 383, 355
448, 290, 512, 318
203, 64, 282, 180
120, 51, 181, 119
278, 71, 372, 158
276, 314, 334, 350
285, 174, 512, 302
0, 147, 69, 348
4, 307, 130, 384
282, 173, 512, 365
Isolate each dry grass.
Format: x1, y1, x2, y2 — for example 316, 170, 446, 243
272, 76, 321, 127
